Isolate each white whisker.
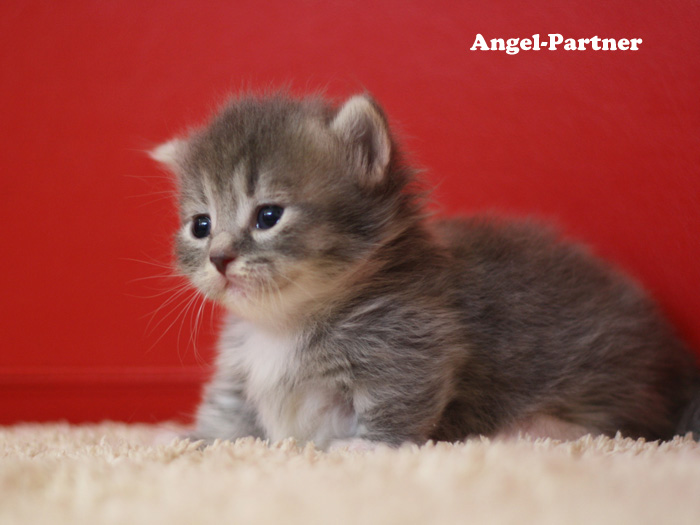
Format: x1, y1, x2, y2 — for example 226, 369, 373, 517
146, 287, 198, 355
122, 256, 175, 271
176, 291, 202, 363
277, 272, 316, 300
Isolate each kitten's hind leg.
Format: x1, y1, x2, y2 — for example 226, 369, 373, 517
496, 414, 595, 441
328, 437, 380, 453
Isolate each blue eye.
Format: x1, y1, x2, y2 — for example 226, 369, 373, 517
256, 205, 284, 230
192, 215, 211, 238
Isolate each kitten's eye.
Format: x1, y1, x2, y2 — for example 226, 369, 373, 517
256, 205, 284, 230
192, 215, 211, 238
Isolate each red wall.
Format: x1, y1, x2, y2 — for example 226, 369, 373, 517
1, 1, 698, 424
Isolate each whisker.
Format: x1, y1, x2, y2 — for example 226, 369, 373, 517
277, 272, 316, 300
146, 287, 199, 354
128, 273, 182, 283
128, 286, 190, 301
190, 293, 209, 366
122, 257, 175, 271
197, 298, 213, 366
266, 277, 286, 319
132, 196, 180, 209
176, 291, 202, 363
126, 190, 178, 200
144, 283, 194, 331
209, 298, 218, 330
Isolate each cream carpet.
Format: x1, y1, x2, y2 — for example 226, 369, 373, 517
1, 423, 699, 524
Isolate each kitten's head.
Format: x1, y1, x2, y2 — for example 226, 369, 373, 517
151, 93, 419, 326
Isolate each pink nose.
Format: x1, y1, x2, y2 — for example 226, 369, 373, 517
210, 254, 236, 275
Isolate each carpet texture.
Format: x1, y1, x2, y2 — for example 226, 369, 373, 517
1, 424, 699, 524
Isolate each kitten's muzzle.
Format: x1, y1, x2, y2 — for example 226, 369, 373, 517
210, 252, 236, 276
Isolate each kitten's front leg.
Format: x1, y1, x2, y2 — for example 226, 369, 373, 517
189, 374, 265, 445
333, 363, 454, 450
328, 392, 442, 451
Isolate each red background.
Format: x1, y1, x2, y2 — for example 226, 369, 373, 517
1, 1, 698, 424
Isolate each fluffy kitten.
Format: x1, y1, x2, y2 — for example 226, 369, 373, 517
151, 92, 700, 449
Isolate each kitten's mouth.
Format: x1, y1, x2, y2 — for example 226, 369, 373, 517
221, 273, 290, 303
221, 273, 264, 299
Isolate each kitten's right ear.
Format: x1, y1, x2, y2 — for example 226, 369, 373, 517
331, 95, 392, 187
149, 138, 187, 173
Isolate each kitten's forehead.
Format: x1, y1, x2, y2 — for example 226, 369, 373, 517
191, 143, 313, 206
183, 97, 338, 206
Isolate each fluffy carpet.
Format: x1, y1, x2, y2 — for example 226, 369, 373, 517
1, 424, 699, 524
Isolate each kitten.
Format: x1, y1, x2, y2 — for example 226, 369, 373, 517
151, 92, 700, 449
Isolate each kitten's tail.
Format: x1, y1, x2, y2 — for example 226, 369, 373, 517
676, 376, 700, 440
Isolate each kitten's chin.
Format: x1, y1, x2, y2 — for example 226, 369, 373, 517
219, 293, 286, 329
217, 274, 323, 329
216, 289, 258, 322
214, 277, 276, 320
212, 264, 352, 329
217, 277, 254, 304
197, 274, 254, 312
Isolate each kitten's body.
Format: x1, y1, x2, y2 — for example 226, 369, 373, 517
152, 93, 700, 449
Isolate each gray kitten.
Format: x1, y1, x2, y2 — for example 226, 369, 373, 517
151, 92, 700, 449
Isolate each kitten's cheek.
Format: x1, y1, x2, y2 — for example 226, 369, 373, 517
193, 271, 227, 299
224, 278, 246, 295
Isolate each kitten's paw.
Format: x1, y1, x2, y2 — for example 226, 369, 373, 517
181, 431, 217, 449
496, 414, 593, 441
329, 438, 379, 453
150, 428, 184, 446
150, 428, 213, 448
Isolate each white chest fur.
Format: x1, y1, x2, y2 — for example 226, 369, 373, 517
219, 318, 357, 448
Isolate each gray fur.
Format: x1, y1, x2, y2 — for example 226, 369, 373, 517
152, 92, 700, 448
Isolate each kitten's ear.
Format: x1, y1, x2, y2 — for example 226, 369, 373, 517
331, 95, 391, 186
149, 138, 187, 174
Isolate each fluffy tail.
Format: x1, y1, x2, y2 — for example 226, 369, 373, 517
676, 376, 700, 440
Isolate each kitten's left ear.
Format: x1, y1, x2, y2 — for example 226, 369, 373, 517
331, 95, 391, 186
149, 138, 187, 174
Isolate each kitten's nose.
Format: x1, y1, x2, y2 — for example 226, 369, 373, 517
210, 253, 236, 275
